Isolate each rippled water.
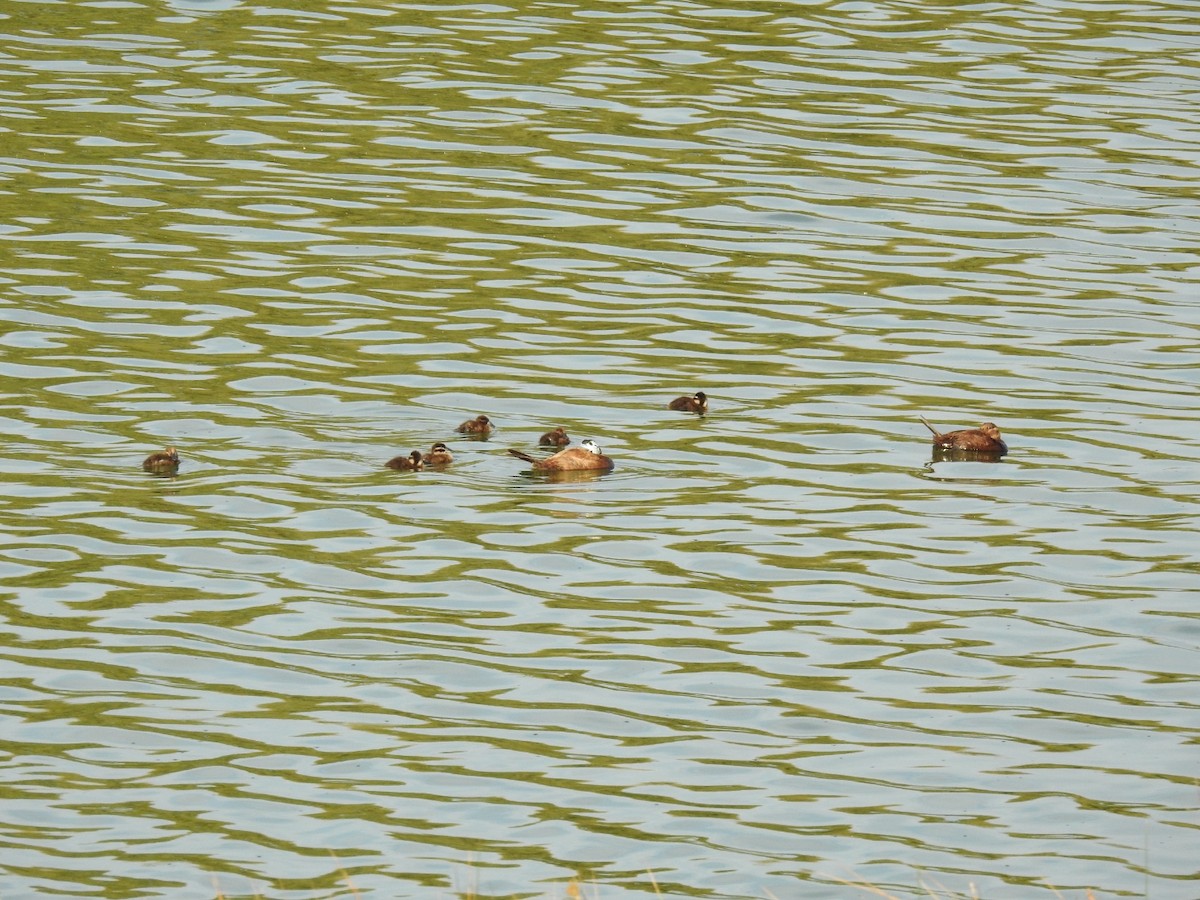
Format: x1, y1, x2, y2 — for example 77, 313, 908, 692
2, 1, 1198, 898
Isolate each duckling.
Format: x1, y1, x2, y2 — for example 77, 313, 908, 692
426, 442, 453, 466
921, 416, 1008, 455
385, 450, 424, 470
456, 414, 494, 435
509, 439, 614, 472
668, 391, 708, 414
142, 446, 180, 474
538, 426, 571, 447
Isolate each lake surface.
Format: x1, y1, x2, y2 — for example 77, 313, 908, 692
1, 1, 1197, 898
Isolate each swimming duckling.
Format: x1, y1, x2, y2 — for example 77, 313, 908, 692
921, 416, 1008, 455
426, 442, 453, 466
457, 415, 494, 435
385, 450, 424, 471
509, 439, 614, 472
538, 426, 571, 447
142, 446, 180, 474
668, 391, 708, 414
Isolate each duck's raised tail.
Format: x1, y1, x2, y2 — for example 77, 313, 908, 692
508, 449, 536, 463
919, 416, 939, 436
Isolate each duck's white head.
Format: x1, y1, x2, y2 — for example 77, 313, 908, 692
580, 439, 602, 455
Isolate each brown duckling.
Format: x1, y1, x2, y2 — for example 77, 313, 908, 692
142, 446, 180, 474
426, 442, 453, 466
921, 416, 1008, 455
539, 426, 571, 447
668, 391, 707, 414
385, 450, 424, 471
509, 439, 614, 472
456, 414, 494, 435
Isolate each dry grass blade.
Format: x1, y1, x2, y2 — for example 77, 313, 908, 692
646, 868, 662, 897
329, 851, 361, 900
828, 873, 901, 898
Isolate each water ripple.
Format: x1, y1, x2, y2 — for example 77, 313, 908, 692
1, 1, 1198, 898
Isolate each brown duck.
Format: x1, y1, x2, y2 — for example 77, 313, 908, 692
142, 447, 180, 474
539, 426, 571, 447
921, 416, 1007, 455
509, 439, 614, 472
668, 391, 707, 414
457, 415, 494, 435
426, 442, 453, 466
385, 450, 424, 470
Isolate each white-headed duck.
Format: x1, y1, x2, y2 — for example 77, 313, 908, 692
509, 439, 614, 472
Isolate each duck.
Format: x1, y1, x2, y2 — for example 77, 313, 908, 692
668, 391, 708, 414
142, 446, 180, 474
538, 426, 571, 447
921, 416, 1008, 455
385, 450, 424, 470
457, 415, 494, 435
426, 442, 453, 466
509, 439, 614, 472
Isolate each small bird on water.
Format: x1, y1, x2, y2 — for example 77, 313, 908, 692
508, 439, 614, 472
920, 416, 1008, 455
385, 450, 424, 471
142, 447, 180, 474
457, 415, 494, 436
425, 442, 453, 466
539, 426, 571, 447
668, 391, 708, 414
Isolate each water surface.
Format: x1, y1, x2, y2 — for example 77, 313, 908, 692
1, 1, 1198, 898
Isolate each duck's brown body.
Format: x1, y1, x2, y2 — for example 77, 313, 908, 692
669, 391, 707, 414
142, 447, 180, 474
385, 450, 424, 470
509, 441, 614, 472
539, 426, 570, 447
426, 442, 453, 466
921, 417, 1007, 455
457, 415, 493, 435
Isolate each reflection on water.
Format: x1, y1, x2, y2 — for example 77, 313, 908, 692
928, 447, 1006, 464
2, 1, 1199, 898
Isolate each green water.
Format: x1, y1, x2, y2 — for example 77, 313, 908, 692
1, 1, 1197, 898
